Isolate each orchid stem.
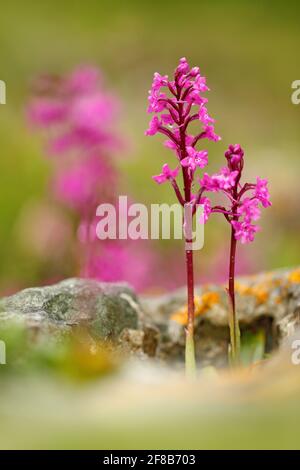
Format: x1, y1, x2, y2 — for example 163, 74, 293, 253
185, 248, 196, 377
227, 225, 241, 366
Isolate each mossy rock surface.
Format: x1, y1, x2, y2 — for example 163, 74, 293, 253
0, 278, 139, 341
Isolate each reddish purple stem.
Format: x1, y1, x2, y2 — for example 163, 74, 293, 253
175, 75, 195, 340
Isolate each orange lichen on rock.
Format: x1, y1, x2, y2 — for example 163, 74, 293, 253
235, 282, 253, 296
252, 285, 269, 304
171, 292, 220, 325
235, 282, 269, 305
288, 270, 300, 284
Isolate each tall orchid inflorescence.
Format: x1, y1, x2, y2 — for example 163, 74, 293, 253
199, 144, 271, 363
146, 58, 221, 374
146, 58, 271, 371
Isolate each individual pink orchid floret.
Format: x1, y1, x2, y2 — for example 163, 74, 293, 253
152, 163, 179, 184
237, 197, 261, 223
181, 147, 208, 171
186, 90, 208, 106
194, 75, 209, 92
225, 143, 244, 159
202, 124, 221, 142
225, 143, 244, 170
164, 139, 178, 151
199, 196, 212, 223
163, 131, 193, 155
201, 167, 238, 192
145, 116, 161, 136
160, 113, 174, 126
231, 220, 260, 244
254, 177, 271, 208
152, 72, 169, 91
199, 105, 215, 125
218, 167, 239, 190
176, 57, 190, 75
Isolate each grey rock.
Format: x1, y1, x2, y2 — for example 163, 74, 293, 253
0, 278, 139, 341
1, 267, 300, 366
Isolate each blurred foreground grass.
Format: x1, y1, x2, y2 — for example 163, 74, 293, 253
0, 322, 300, 449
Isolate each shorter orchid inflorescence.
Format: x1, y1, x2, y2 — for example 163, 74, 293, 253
146, 58, 271, 370
200, 144, 271, 244
199, 143, 271, 362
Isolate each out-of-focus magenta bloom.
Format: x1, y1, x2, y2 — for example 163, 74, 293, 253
28, 66, 120, 157
85, 241, 158, 292
153, 163, 179, 184
52, 155, 116, 211
201, 144, 271, 244
28, 65, 167, 293
70, 93, 117, 131
28, 100, 68, 126
28, 66, 121, 214
64, 66, 101, 94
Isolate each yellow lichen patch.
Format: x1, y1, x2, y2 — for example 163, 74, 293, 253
171, 292, 220, 325
235, 282, 252, 296
272, 278, 282, 287
235, 282, 269, 305
288, 270, 300, 284
252, 287, 269, 304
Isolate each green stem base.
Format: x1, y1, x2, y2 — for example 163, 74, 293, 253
185, 328, 196, 378
228, 309, 241, 366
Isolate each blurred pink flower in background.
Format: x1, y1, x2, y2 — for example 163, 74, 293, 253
28, 66, 121, 158
27, 65, 183, 292
15, 200, 73, 261
85, 241, 157, 291
85, 241, 187, 292
52, 154, 117, 212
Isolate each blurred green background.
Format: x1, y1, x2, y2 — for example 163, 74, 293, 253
0, 0, 299, 293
